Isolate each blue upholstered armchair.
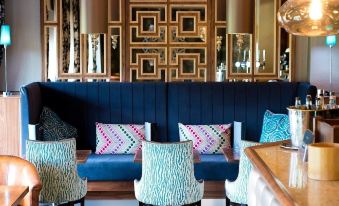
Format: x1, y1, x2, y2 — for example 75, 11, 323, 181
134, 141, 204, 206
225, 140, 260, 205
26, 138, 87, 205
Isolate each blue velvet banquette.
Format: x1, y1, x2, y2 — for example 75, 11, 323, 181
20, 82, 316, 195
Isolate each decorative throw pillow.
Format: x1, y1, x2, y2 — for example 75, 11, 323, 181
95, 123, 145, 154
259, 110, 291, 143
39, 107, 78, 141
178, 123, 232, 154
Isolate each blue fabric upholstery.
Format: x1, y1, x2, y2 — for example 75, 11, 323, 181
167, 82, 317, 143
77, 154, 141, 181
20, 82, 42, 153
225, 140, 260, 204
21, 82, 316, 182
21, 82, 167, 153
195, 155, 239, 181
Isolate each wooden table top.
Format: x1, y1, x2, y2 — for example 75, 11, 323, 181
0, 186, 29, 206
76, 150, 92, 164
134, 149, 201, 163
222, 147, 240, 162
245, 141, 339, 206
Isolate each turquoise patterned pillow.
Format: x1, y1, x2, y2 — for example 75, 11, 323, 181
39, 107, 78, 141
259, 110, 291, 143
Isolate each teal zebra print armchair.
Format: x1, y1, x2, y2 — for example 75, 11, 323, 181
225, 140, 260, 205
26, 138, 87, 205
134, 141, 204, 206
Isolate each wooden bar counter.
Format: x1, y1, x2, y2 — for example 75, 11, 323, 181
245, 142, 339, 206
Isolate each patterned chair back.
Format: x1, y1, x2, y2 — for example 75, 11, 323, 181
134, 140, 204, 205
26, 138, 87, 205
225, 140, 260, 204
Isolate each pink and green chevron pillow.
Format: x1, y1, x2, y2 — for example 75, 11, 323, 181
95, 123, 145, 154
178, 123, 232, 154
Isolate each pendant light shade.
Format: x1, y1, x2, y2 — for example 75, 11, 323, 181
80, 0, 108, 34
226, 0, 254, 34
278, 0, 339, 36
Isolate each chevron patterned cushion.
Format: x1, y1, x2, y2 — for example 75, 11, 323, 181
259, 110, 291, 143
178, 123, 232, 154
95, 123, 145, 154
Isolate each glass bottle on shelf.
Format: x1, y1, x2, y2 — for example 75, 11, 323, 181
305, 95, 312, 110
329, 92, 337, 108
295, 97, 301, 108
315, 98, 321, 109
216, 63, 226, 82
317, 89, 325, 109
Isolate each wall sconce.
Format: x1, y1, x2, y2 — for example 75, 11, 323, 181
255, 43, 266, 70
216, 36, 223, 52
149, 59, 154, 67
149, 24, 154, 32
235, 49, 251, 74
111, 35, 119, 50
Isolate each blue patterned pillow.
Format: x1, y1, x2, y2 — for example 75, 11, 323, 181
259, 110, 291, 143
39, 107, 78, 141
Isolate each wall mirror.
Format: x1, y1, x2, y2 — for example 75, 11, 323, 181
42, 0, 123, 82
255, 0, 276, 76
253, 0, 294, 81
228, 34, 252, 78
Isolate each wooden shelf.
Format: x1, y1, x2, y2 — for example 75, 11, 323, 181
0, 95, 21, 156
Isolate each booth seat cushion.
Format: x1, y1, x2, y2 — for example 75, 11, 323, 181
77, 154, 141, 181
194, 155, 239, 181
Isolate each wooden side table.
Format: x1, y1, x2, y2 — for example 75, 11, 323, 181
0, 95, 21, 156
76, 150, 92, 164
222, 147, 240, 163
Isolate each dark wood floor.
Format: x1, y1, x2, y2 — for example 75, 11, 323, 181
86, 181, 225, 200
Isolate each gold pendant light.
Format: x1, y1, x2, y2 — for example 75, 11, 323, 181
226, 0, 254, 34
80, 0, 108, 34
278, 0, 339, 36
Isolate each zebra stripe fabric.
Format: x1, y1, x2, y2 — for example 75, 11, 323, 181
26, 138, 87, 205
134, 141, 204, 205
225, 140, 260, 204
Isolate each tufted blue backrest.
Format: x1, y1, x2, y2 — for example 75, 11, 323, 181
21, 82, 167, 152
21, 81, 316, 155
167, 82, 316, 142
